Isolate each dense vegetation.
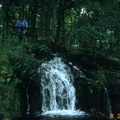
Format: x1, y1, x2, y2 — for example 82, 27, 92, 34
0, 0, 120, 55
0, 0, 120, 119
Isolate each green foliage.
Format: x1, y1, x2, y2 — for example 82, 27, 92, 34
31, 43, 52, 60
8, 53, 39, 82
66, 1, 120, 57
96, 68, 106, 86
0, 66, 22, 119
0, 0, 120, 118
7, 43, 52, 82
0, 39, 52, 119
0, 0, 120, 59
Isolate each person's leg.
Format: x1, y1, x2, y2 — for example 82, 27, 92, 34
18, 32, 22, 42
23, 33, 27, 44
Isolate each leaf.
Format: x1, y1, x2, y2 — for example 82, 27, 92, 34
0, 78, 6, 83
7, 78, 11, 82
1, 70, 8, 74
14, 78, 22, 84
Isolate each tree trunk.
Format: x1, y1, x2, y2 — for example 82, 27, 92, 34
55, 0, 62, 43
3, 2, 9, 35
39, 0, 46, 39
61, 0, 66, 46
45, 1, 52, 38
51, 0, 60, 41
30, 0, 38, 40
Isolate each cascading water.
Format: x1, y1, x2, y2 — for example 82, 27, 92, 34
103, 87, 112, 116
26, 81, 31, 114
38, 57, 86, 116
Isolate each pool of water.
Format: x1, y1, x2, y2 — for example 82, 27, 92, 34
12, 113, 109, 120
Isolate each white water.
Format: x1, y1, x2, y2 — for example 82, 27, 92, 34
26, 81, 30, 114
104, 87, 112, 115
38, 57, 86, 116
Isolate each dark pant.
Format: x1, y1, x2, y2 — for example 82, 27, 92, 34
18, 32, 26, 43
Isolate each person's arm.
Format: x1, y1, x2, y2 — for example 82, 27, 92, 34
15, 21, 19, 27
25, 21, 28, 28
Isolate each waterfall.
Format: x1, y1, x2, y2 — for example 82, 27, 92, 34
26, 81, 31, 114
103, 87, 112, 116
38, 57, 85, 116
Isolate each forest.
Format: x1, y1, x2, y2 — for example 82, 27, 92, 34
0, 0, 120, 120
